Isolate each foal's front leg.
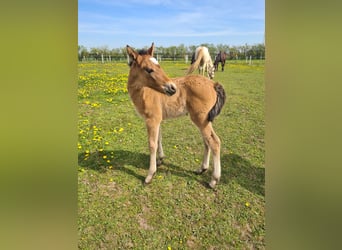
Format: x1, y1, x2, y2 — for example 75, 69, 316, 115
145, 119, 160, 184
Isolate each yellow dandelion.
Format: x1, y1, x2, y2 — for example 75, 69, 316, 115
245, 202, 250, 207
108, 166, 113, 169
109, 178, 113, 182
105, 141, 109, 145
103, 155, 107, 159
118, 127, 124, 132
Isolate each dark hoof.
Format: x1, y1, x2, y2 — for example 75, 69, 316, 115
157, 158, 164, 166
143, 180, 152, 186
195, 168, 208, 175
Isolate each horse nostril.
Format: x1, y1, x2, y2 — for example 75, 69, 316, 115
165, 83, 176, 96
170, 84, 176, 93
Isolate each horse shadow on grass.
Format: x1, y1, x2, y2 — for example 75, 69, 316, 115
78, 150, 264, 196
78, 149, 195, 183
221, 154, 265, 196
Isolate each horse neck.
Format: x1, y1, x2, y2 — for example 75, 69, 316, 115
127, 73, 144, 96
127, 74, 165, 101
216, 54, 222, 63
208, 57, 214, 67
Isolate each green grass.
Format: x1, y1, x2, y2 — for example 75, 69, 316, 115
78, 60, 265, 249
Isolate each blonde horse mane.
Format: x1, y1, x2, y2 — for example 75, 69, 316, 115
187, 46, 215, 79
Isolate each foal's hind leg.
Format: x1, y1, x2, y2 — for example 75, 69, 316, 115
195, 138, 210, 174
199, 123, 221, 188
157, 127, 165, 166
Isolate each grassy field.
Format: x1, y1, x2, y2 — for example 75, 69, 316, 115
78, 59, 265, 249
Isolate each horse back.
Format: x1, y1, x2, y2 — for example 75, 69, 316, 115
159, 75, 218, 120
173, 75, 218, 112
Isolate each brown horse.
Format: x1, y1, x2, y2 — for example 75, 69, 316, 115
126, 43, 226, 188
214, 51, 227, 72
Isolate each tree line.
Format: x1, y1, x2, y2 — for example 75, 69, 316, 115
78, 43, 265, 62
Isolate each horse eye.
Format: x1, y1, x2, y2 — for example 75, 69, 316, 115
145, 68, 154, 74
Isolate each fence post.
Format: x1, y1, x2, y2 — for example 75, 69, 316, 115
101, 54, 104, 63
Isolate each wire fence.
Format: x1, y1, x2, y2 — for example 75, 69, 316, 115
79, 53, 265, 64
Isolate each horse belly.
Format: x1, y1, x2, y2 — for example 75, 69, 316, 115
162, 101, 187, 119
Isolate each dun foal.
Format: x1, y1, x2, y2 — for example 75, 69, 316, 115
126, 43, 226, 188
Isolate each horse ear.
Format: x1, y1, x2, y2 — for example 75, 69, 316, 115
126, 45, 138, 66
147, 42, 154, 57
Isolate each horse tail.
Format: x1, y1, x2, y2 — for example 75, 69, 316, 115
186, 49, 204, 75
208, 82, 226, 122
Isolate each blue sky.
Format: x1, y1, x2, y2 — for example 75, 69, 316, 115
79, 0, 264, 49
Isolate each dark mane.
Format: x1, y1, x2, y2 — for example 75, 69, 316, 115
127, 49, 149, 67
138, 49, 148, 55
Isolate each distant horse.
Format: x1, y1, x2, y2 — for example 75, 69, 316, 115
214, 51, 227, 72
187, 46, 215, 79
127, 43, 226, 188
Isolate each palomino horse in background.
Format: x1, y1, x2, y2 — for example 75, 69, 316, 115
214, 51, 227, 72
187, 46, 215, 79
127, 43, 226, 188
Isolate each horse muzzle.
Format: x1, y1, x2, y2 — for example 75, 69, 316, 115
164, 83, 177, 96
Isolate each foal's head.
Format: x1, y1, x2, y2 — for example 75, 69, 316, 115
127, 43, 176, 96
